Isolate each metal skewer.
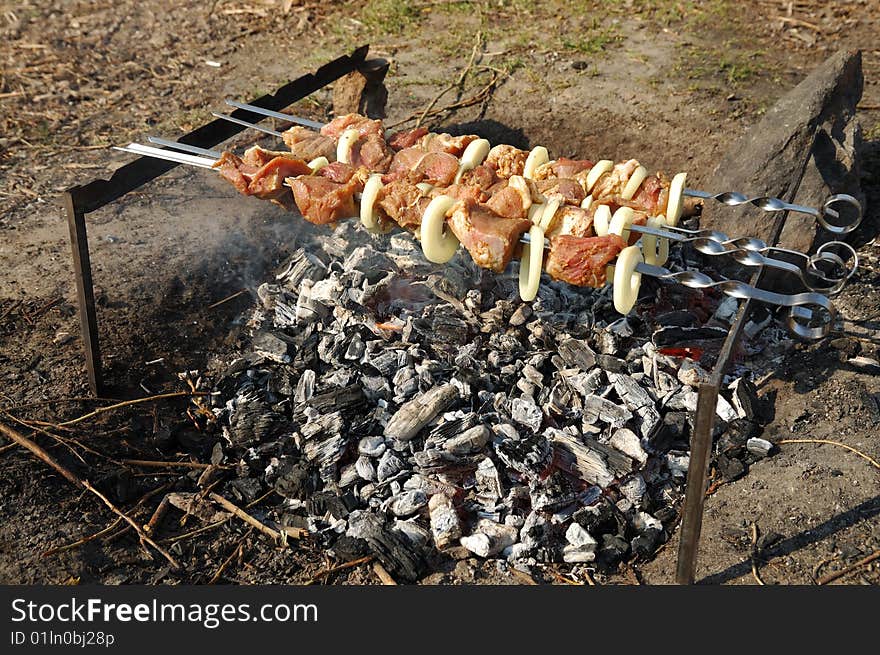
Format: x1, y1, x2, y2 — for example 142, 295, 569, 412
113, 144, 217, 169
146, 136, 222, 159
223, 100, 863, 234
211, 112, 284, 137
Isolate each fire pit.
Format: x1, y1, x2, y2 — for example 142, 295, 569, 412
63, 46, 862, 584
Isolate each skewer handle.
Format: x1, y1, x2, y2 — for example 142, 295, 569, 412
225, 100, 325, 130
684, 189, 862, 234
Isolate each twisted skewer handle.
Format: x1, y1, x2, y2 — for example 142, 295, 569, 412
636, 263, 836, 339
684, 190, 862, 235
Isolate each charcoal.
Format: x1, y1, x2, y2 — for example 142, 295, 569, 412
597, 354, 628, 373
582, 395, 632, 428
347, 511, 425, 582
715, 394, 738, 422
652, 326, 729, 347
368, 349, 407, 377
717, 418, 756, 456
475, 457, 503, 502
509, 304, 532, 326
557, 338, 597, 371
677, 359, 709, 386
274, 461, 314, 500
611, 374, 661, 438
385, 383, 459, 441
717, 454, 746, 481
619, 473, 647, 504
229, 478, 263, 504
303, 435, 347, 469
444, 425, 491, 455
376, 449, 406, 482
358, 436, 386, 457
394, 519, 432, 548
228, 395, 283, 447
300, 411, 344, 440
304, 384, 365, 414
509, 396, 543, 432
251, 330, 294, 363
563, 523, 598, 563
295, 280, 326, 323
413, 448, 460, 473
566, 369, 605, 397
276, 248, 327, 293
747, 437, 773, 458
429, 493, 462, 548
460, 519, 518, 558
495, 433, 551, 480
294, 369, 316, 403
609, 427, 648, 465
655, 310, 700, 328
631, 528, 663, 559
529, 471, 580, 512
666, 388, 698, 412
729, 377, 761, 421
427, 412, 479, 443
666, 451, 690, 478
307, 491, 350, 519
598, 533, 630, 567
549, 430, 632, 487
388, 490, 428, 517
356, 455, 377, 482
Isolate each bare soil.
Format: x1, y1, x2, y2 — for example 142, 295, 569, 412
0, 0, 878, 585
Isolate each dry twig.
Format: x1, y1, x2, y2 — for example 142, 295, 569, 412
0, 420, 180, 569
305, 555, 375, 585
817, 550, 879, 585
208, 492, 291, 543
750, 522, 766, 585
777, 438, 880, 471
57, 391, 207, 427
372, 561, 397, 585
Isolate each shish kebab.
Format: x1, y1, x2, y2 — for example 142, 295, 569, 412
115, 115, 860, 338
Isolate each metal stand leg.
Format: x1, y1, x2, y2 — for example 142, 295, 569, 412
64, 190, 103, 396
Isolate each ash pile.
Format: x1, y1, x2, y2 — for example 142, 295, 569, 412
197, 222, 772, 582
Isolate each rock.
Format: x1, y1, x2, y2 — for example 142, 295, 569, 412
700, 50, 864, 256
746, 437, 774, 458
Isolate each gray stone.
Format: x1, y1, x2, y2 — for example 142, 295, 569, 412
700, 50, 864, 255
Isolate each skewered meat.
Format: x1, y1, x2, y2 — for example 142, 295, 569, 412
377, 180, 431, 230
282, 126, 336, 161
286, 166, 366, 224
590, 159, 640, 200
534, 157, 594, 181
446, 199, 532, 272
388, 127, 429, 151
213, 150, 311, 210
546, 206, 595, 238
536, 177, 586, 206
544, 234, 626, 287
386, 148, 461, 187
419, 132, 479, 157
485, 144, 528, 179
320, 113, 385, 139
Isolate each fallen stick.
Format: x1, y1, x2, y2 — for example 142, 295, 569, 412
208, 288, 248, 309
57, 391, 209, 427
208, 492, 285, 543
817, 550, 879, 585
0, 420, 180, 570
208, 529, 252, 585
122, 459, 217, 470
372, 561, 398, 585
750, 522, 766, 586
305, 555, 375, 585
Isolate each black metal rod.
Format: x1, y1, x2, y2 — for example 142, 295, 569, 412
64, 191, 103, 396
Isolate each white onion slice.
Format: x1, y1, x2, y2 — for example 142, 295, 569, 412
580, 194, 593, 210
585, 159, 613, 192
621, 165, 647, 200
642, 215, 669, 266
454, 138, 491, 183
593, 204, 612, 236
420, 195, 459, 263
307, 156, 329, 172
613, 245, 643, 314
519, 225, 545, 302
336, 128, 359, 165
666, 172, 687, 226
523, 146, 550, 179
539, 197, 560, 231
528, 202, 546, 224
360, 173, 384, 231
608, 206, 636, 242
416, 182, 434, 193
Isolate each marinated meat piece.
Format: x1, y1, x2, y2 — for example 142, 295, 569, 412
545, 234, 626, 288
420, 132, 479, 157
485, 144, 528, 179
282, 126, 337, 161
458, 163, 498, 189
247, 157, 312, 209
321, 113, 384, 140
591, 159, 639, 200
534, 158, 594, 181
536, 178, 586, 206
318, 161, 358, 183
446, 199, 532, 272
214, 151, 311, 210
627, 212, 647, 246
350, 134, 393, 172
386, 148, 460, 187
484, 176, 535, 219
287, 174, 362, 225
614, 172, 668, 216
435, 183, 487, 204
388, 127, 429, 151
377, 180, 431, 229
215, 152, 257, 196
546, 206, 595, 238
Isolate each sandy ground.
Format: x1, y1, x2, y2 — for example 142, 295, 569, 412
0, 0, 878, 585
